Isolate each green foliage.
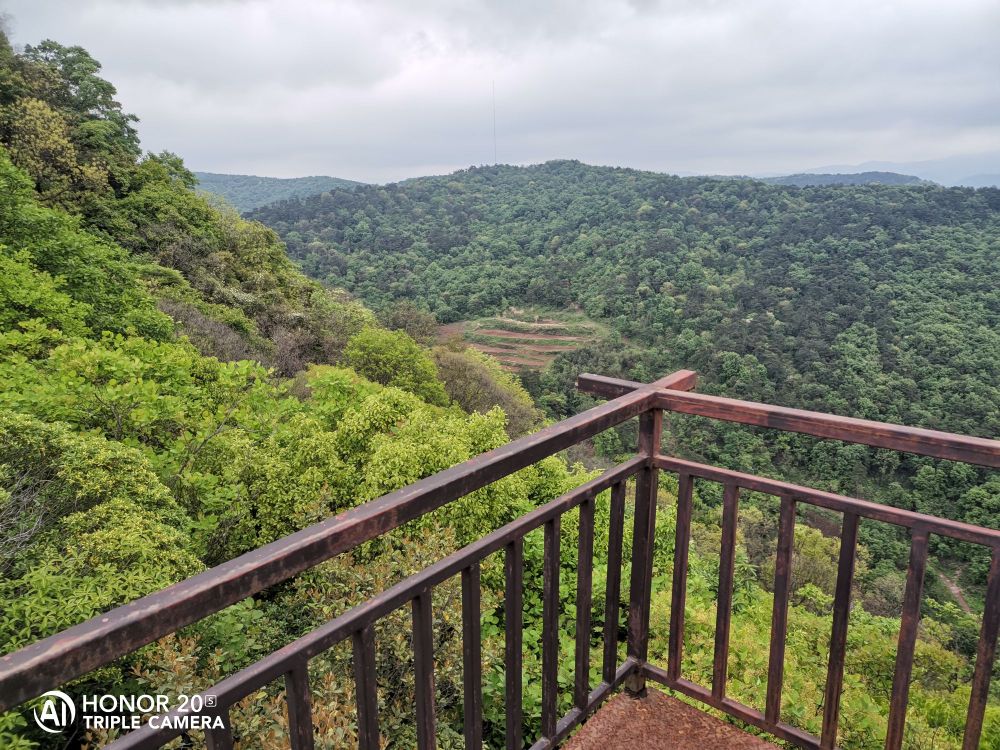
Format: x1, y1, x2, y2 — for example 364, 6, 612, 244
0, 97, 107, 206
0, 710, 34, 750
646, 486, 995, 750
345, 327, 449, 406
0, 30, 599, 750
20, 39, 139, 159
0, 148, 171, 340
0, 499, 202, 652
0, 33, 378, 374
433, 345, 543, 436
252, 159, 999, 442
252, 158, 999, 589
380, 299, 440, 345
0, 411, 185, 574
296, 364, 383, 427
0, 249, 91, 337
2, 30, 998, 750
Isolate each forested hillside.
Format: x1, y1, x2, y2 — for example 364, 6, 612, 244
2, 32, 999, 750
252, 161, 1000, 608
251, 159, 999, 435
194, 171, 363, 213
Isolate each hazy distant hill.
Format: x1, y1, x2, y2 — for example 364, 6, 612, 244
800, 152, 1000, 187
761, 171, 927, 187
194, 171, 363, 212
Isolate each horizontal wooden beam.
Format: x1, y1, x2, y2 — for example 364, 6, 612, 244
580, 372, 998, 466
526, 658, 639, 750
645, 665, 821, 750
577, 370, 698, 399
655, 389, 999, 468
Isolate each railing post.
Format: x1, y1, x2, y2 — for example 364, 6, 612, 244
625, 403, 662, 695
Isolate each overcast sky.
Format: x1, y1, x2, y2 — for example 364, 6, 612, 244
3, 0, 999, 182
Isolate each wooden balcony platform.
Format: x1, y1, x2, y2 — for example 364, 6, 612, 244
564, 689, 779, 750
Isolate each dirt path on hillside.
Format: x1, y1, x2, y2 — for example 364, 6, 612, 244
937, 570, 972, 614
803, 507, 973, 615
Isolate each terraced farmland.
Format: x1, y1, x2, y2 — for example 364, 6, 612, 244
439, 309, 606, 372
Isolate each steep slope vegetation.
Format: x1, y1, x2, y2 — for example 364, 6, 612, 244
0, 33, 557, 748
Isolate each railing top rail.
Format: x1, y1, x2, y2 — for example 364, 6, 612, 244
0, 380, 674, 712
578, 374, 1000, 468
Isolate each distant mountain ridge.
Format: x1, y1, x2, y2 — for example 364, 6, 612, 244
797, 152, 1000, 187
761, 171, 928, 187
194, 171, 364, 212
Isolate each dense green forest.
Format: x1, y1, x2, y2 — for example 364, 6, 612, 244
1, 31, 999, 750
194, 172, 363, 213
250, 160, 999, 564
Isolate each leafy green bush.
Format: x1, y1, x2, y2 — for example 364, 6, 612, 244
345, 327, 449, 406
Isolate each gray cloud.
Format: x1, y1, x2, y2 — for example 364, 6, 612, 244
4, 0, 998, 182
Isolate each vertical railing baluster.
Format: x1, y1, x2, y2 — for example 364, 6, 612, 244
765, 494, 796, 726
205, 709, 234, 750
542, 516, 561, 738
963, 547, 1000, 750
712, 482, 740, 701
413, 590, 437, 750
353, 625, 379, 750
603, 480, 626, 684
821, 511, 860, 748
575, 497, 595, 709
461, 563, 483, 750
625, 407, 663, 694
285, 660, 315, 750
885, 527, 929, 750
668, 472, 694, 683
505, 538, 524, 750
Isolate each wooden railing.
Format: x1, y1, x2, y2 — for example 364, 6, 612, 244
1, 370, 998, 750
580, 373, 1000, 750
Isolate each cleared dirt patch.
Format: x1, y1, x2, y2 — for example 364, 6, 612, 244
438, 309, 606, 372
476, 329, 584, 341
476, 344, 528, 354
494, 316, 567, 328
522, 345, 580, 354
494, 355, 548, 366
937, 569, 972, 614
438, 322, 465, 338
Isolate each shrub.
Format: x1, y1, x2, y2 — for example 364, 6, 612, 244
345, 328, 449, 406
